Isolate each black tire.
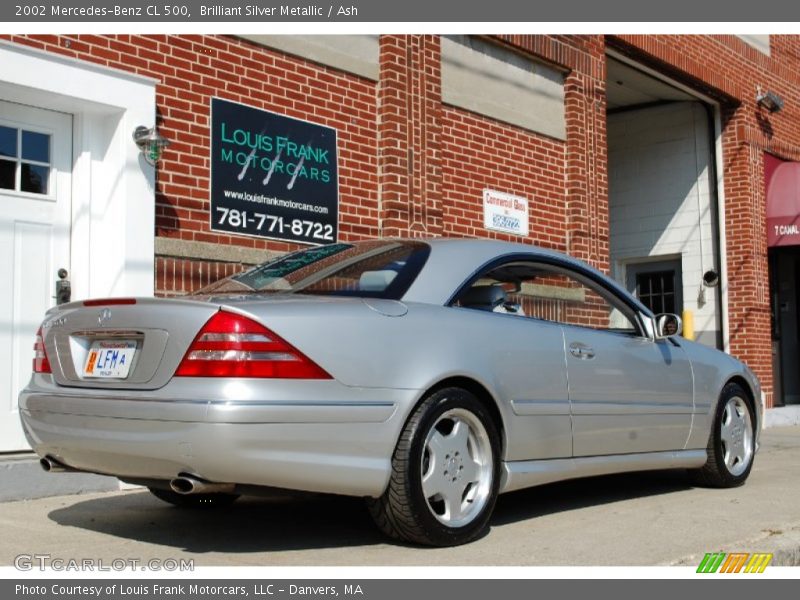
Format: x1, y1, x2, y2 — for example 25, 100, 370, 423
367, 387, 501, 546
148, 486, 240, 508
690, 382, 756, 488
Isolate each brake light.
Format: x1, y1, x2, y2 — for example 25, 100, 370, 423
33, 327, 52, 374
175, 311, 331, 379
83, 298, 137, 306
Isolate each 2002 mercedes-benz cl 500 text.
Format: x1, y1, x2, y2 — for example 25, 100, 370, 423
20, 238, 762, 546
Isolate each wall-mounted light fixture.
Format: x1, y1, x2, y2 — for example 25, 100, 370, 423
756, 88, 785, 113
132, 126, 171, 166
696, 269, 720, 307
702, 269, 720, 288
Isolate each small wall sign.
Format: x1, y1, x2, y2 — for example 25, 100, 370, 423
483, 189, 529, 237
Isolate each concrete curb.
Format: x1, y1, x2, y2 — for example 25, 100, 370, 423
764, 406, 800, 428
0, 454, 119, 502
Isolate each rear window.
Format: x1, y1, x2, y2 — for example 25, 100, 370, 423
194, 241, 430, 300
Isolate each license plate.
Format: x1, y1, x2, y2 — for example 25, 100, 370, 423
83, 340, 137, 379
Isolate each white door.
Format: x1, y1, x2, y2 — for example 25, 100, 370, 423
0, 100, 72, 452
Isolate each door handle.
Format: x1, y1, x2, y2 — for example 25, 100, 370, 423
569, 342, 595, 360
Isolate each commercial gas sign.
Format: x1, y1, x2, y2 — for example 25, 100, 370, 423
210, 97, 338, 245
483, 189, 529, 237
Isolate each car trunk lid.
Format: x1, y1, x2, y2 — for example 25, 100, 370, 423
42, 297, 220, 390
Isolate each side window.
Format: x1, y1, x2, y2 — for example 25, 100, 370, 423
455, 260, 640, 335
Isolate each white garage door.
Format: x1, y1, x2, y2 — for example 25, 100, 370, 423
0, 100, 72, 452
609, 101, 721, 348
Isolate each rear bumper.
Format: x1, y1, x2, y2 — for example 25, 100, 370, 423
19, 375, 417, 497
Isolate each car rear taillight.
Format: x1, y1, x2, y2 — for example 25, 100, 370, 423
33, 327, 51, 374
175, 311, 331, 379
83, 298, 137, 306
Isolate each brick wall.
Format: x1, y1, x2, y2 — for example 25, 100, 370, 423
440, 107, 567, 249
7, 32, 800, 405
377, 35, 444, 238
496, 35, 609, 270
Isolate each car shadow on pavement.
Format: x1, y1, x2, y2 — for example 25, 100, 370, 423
491, 468, 694, 526
47, 469, 694, 553
48, 491, 386, 553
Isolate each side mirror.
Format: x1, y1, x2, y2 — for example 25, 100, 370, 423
654, 313, 683, 339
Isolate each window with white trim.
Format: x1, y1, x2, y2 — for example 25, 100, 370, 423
0, 125, 51, 195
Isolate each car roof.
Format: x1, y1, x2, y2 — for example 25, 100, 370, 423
402, 237, 647, 313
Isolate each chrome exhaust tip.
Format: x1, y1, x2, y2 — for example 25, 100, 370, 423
169, 475, 235, 495
40, 456, 69, 473
169, 477, 195, 494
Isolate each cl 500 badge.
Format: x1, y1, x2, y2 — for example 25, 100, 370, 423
43, 316, 67, 329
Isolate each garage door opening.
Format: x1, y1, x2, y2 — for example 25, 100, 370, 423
606, 57, 723, 349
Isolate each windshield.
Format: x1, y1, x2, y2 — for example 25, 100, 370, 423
194, 240, 430, 299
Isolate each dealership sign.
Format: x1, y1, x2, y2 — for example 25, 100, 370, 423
483, 189, 529, 236
210, 98, 338, 245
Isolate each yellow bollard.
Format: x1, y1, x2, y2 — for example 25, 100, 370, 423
682, 309, 695, 341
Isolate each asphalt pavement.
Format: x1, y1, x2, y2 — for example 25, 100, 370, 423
1, 426, 799, 567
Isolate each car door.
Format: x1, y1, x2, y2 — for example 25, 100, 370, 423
535, 262, 694, 456
453, 272, 571, 461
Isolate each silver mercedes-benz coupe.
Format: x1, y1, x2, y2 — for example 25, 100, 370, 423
20, 238, 762, 546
